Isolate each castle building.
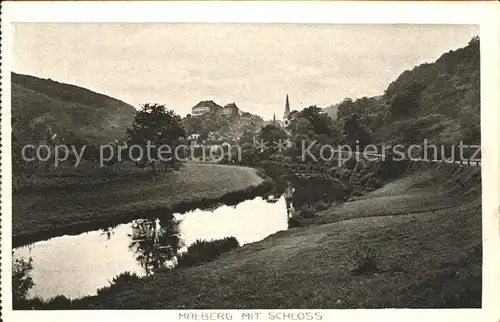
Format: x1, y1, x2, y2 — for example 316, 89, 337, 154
222, 102, 240, 117
191, 100, 240, 118
192, 100, 222, 116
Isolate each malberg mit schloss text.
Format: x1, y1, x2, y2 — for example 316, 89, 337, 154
178, 312, 323, 321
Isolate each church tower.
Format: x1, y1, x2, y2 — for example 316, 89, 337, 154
283, 94, 291, 127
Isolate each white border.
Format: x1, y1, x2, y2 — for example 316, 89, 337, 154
1, 2, 499, 322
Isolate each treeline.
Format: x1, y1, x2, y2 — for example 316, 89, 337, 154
236, 36, 480, 166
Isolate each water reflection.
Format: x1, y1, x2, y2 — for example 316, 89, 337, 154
128, 216, 182, 275
101, 226, 116, 240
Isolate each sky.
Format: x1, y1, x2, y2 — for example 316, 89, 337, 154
13, 23, 478, 120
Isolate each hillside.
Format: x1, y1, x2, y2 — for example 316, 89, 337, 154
334, 36, 480, 146
11, 73, 136, 146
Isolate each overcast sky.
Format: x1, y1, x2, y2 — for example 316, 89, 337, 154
13, 23, 478, 120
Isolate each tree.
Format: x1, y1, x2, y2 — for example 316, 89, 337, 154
256, 124, 289, 159
337, 98, 355, 120
295, 106, 334, 135
127, 103, 185, 174
389, 81, 425, 117
182, 114, 203, 136
287, 106, 341, 145
259, 123, 288, 146
468, 35, 479, 47
342, 113, 372, 148
129, 216, 181, 275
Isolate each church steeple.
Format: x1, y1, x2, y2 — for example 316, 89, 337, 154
273, 113, 276, 124
283, 94, 291, 127
284, 94, 290, 117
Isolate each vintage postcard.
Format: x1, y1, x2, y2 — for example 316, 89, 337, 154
1, 1, 499, 322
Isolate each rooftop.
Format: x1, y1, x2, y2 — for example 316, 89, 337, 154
192, 100, 222, 109
223, 102, 238, 109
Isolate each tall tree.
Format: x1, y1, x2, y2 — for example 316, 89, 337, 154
342, 113, 372, 148
389, 81, 425, 117
127, 103, 185, 174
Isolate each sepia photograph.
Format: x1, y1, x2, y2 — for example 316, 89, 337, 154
1, 2, 499, 320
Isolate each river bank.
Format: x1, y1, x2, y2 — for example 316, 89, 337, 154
13, 162, 271, 247
18, 160, 481, 309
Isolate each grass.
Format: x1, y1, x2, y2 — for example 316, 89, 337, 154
39, 162, 480, 309
13, 162, 269, 247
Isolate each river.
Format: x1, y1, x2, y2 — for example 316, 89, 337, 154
13, 170, 349, 301
13, 193, 292, 300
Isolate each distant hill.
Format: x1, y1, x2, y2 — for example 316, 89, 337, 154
11, 73, 136, 145
323, 104, 339, 119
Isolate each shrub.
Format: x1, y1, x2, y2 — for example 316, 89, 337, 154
176, 237, 240, 268
110, 271, 141, 284
288, 215, 308, 228
44, 295, 72, 309
12, 257, 34, 303
380, 157, 409, 181
97, 271, 142, 296
299, 205, 317, 218
315, 200, 331, 211
351, 242, 382, 275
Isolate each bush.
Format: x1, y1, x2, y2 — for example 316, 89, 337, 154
12, 257, 34, 303
380, 157, 409, 181
351, 242, 382, 275
111, 271, 141, 284
288, 215, 308, 228
287, 204, 322, 228
176, 237, 240, 268
299, 205, 317, 218
44, 295, 73, 309
97, 271, 142, 296
315, 200, 331, 211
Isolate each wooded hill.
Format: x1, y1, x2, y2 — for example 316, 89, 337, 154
326, 36, 480, 146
